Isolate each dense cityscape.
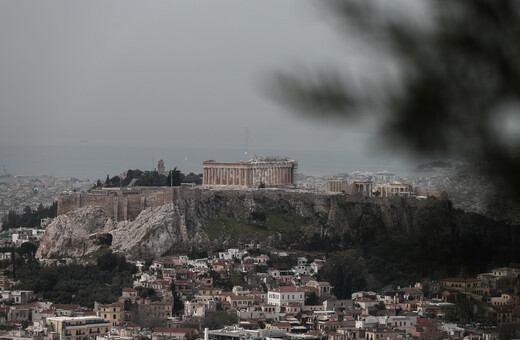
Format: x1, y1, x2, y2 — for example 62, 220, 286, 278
2, 0, 520, 339
0, 157, 518, 340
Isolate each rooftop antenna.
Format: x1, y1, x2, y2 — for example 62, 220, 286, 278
2, 164, 7, 176
245, 127, 253, 160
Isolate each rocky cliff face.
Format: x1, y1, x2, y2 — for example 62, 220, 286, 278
36, 206, 116, 258
37, 188, 502, 260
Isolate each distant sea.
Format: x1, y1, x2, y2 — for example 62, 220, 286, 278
0, 143, 421, 181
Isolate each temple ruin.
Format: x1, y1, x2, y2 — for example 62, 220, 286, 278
376, 182, 414, 197
326, 179, 373, 196
202, 158, 297, 187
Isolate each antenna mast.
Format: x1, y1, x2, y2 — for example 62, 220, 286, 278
245, 128, 253, 160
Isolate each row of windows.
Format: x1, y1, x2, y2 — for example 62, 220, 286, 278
268, 293, 303, 299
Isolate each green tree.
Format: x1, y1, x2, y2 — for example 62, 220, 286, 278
166, 167, 184, 186
305, 292, 319, 306
182, 172, 202, 185
170, 283, 184, 313
185, 331, 197, 340
16, 242, 37, 260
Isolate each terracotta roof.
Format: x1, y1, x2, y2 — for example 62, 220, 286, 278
270, 286, 304, 293
98, 301, 123, 308
299, 286, 318, 293
122, 288, 137, 292
287, 302, 301, 307
324, 321, 341, 325
229, 296, 254, 300
152, 280, 171, 285
249, 289, 265, 295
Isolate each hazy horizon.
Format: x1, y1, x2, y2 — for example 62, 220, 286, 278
1, 141, 425, 180
1, 1, 427, 179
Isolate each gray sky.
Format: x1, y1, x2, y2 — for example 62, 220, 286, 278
0, 1, 423, 176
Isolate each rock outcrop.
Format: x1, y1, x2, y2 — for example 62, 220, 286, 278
37, 188, 517, 260
36, 206, 116, 258
110, 202, 207, 259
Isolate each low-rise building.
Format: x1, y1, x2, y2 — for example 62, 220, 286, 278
268, 286, 305, 307
95, 301, 124, 326
46, 316, 111, 340
152, 327, 197, 340
121, 287, 138, 301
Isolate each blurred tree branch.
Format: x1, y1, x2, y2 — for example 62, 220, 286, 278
274, 0, 520, 222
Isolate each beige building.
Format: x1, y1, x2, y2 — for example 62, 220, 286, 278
202, 158, 296, 187
491, 294, 513, 306
441, 278, 488, 295
95, 301, 124, 326
46, 316, 110, 340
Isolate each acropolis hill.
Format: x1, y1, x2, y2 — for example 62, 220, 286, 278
43, 185, 519, 260
57, 186, 320, 222
58, 158, 299, 221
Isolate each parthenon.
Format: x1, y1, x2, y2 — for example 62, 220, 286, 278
202, 158, 296, 187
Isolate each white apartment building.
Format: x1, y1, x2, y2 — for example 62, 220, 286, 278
267, 286, 305, 306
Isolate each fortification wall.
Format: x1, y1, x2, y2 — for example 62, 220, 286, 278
58, 185, 437, 222
57, 187, 182, 221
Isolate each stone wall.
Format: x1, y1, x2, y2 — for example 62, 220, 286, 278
57, 187, 182, 221
57, 185, 330, 222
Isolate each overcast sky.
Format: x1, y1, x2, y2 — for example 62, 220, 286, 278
0, 1, 425, 176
